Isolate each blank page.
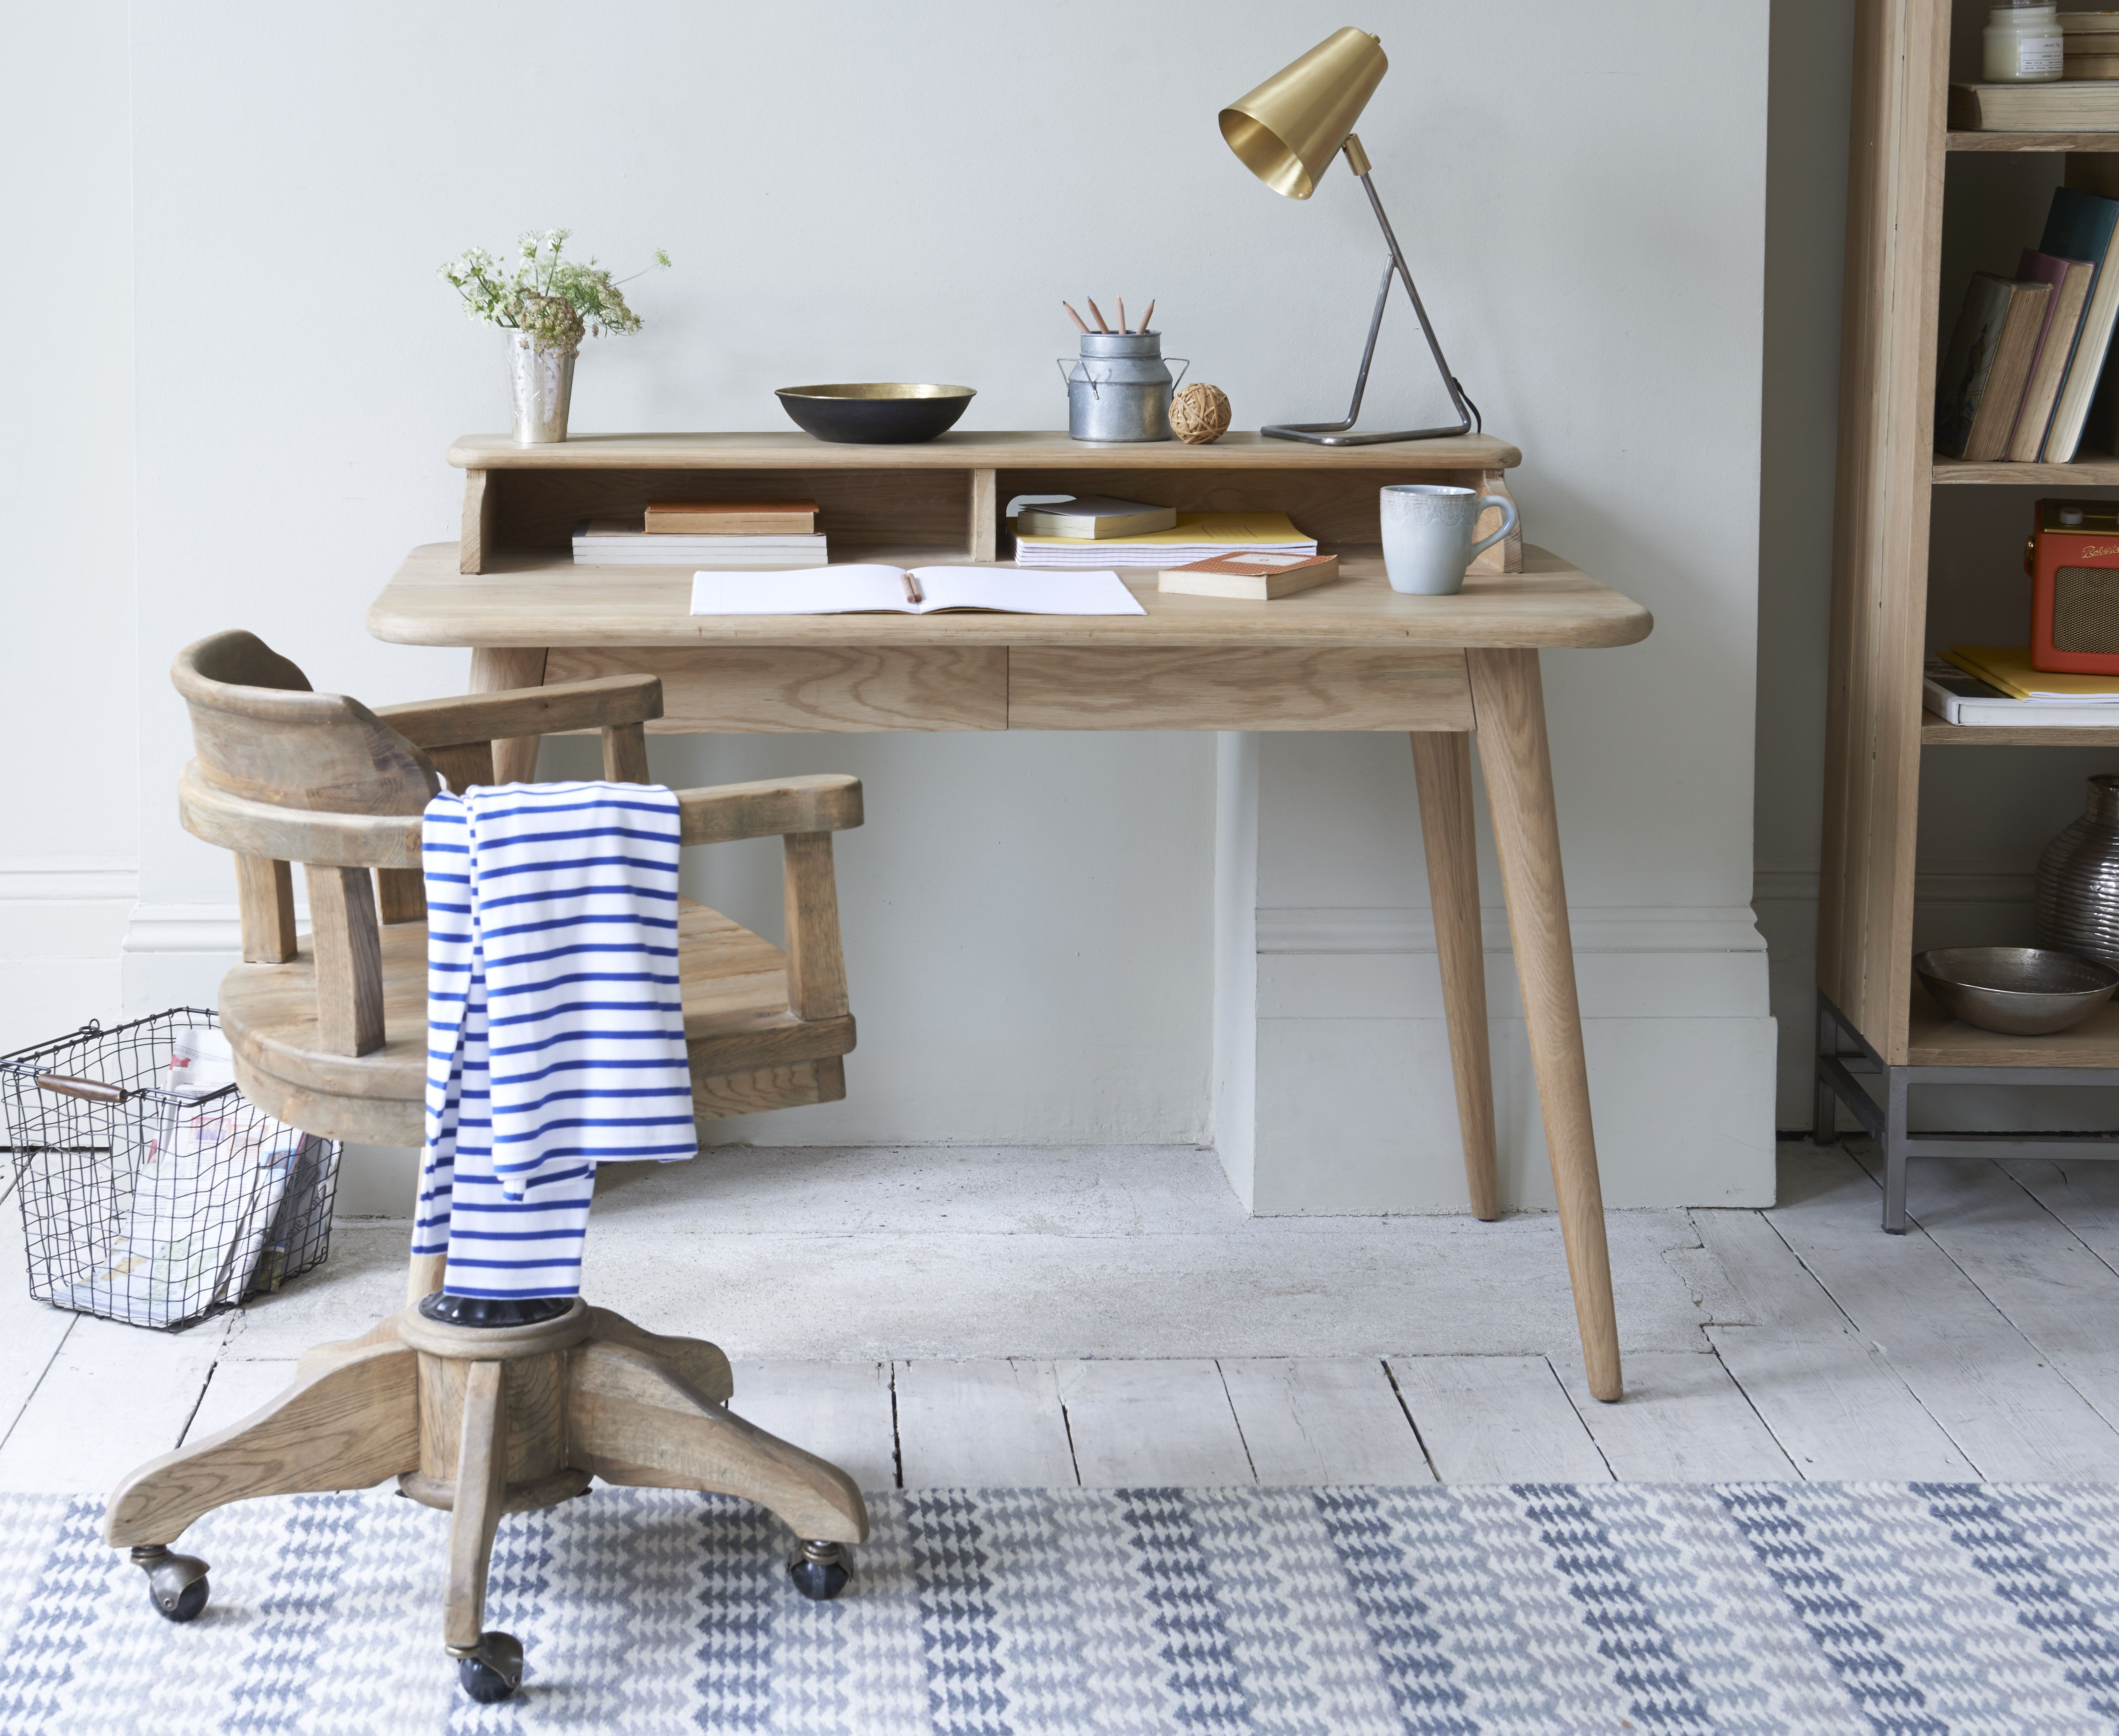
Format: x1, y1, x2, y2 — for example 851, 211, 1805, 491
913, 567, 1145, 615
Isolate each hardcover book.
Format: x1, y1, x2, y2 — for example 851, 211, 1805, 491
1935, 273, 2048, 460
1157, 551, 1342, 601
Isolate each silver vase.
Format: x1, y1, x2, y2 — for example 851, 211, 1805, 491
505, 329, 576, 445
2035, 774, 2119, 965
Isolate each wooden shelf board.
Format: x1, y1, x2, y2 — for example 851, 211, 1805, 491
1922, 708, 2119, 745
1909, 983, 2119, 1068
1932, 449, 2119, 484
1947, 130, 2119, 152
446, 429, 1525, 474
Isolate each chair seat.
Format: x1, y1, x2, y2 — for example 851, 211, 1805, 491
222, 897, 855, 1145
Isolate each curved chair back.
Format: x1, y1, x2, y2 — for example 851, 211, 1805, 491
174, 631, 439, 816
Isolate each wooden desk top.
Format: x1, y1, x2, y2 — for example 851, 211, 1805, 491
369, 543, 1653, 652
445, 429, 1525, 473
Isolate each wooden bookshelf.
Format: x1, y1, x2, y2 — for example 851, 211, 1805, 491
1932, 449, 2119, 483
1821, 5, 2119, 1089
1947, 130, 2119, 153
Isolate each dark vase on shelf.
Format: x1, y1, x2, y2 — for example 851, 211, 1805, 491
2036, 775, 2119, 966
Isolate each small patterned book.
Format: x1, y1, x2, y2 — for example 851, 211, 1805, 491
1157, 550, 1341, 601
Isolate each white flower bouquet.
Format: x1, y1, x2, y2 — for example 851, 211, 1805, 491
440, 228, 670, 354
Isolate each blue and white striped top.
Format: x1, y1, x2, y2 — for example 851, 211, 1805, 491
420, 781, 698, 1208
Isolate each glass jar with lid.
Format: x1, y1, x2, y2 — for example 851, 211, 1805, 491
1985, 1, 2064, 81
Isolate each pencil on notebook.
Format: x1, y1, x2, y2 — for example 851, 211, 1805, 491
902, 572, 923, 605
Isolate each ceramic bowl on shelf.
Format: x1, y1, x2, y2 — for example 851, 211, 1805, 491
774, 383, 975, 444
1912, 946, 2119, 1036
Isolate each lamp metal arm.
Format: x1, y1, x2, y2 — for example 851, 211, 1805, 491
1262, 134, 1481, 447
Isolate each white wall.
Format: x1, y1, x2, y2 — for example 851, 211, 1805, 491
0, 3, 138, 1054
7, 0, 1777, 1215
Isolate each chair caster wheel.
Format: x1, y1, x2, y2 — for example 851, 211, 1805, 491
788, 1539, 852, 1600
452, 1631, 524, 1703
131, 1545, 210, 1622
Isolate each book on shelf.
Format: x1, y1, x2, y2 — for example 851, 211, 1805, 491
1157, 551, 1341, 601
1013, 496, 1178, 539
2038, 184, 2119, 460
1942, 644, 2119, 704
573, 518, 827, 567
2008, 251, 2096, 460
1935, 273, 2051, 460
688, 565, 1145, 617
1949, 80, 2119, 129
644, 499, 818, 534
1015, 511, 1317, 568
1922, 657, 2119, 725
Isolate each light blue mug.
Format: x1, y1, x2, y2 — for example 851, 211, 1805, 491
1379, 484, 1519, 596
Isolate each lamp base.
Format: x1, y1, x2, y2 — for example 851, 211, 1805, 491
1261, 419, 1474, 446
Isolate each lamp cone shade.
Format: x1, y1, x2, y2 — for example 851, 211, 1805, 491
1218, 26, 1387, 200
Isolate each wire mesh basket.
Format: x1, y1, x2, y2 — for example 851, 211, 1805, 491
0, 1008, 340, 1331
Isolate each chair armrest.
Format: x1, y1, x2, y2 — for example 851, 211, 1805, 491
179, 763, 424, 869
674, 775, 863, 845
376, 674, 662, 748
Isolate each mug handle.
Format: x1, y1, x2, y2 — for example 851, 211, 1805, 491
1467, 493, 1519, 563
1166, 357, 1191, 391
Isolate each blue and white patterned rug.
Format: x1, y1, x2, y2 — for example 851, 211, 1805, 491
1, 1481, 2117, 1733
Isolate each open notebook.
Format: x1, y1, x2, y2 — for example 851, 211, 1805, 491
689, 564, 1145, 617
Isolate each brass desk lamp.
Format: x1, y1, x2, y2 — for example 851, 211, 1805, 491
1220, 26, 1479, 445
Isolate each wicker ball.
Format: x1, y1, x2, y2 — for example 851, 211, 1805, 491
1169, 382, 1232, 445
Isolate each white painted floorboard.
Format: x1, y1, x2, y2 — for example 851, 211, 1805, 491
1557, 1350, 1797, 1482
1387, 1356, 1609, 1483
1218, 1357, 1434, 1486
0, 1314, 230, 1493
896, 1360, 1078, 1488
1690, 1202, 1980, 1480
1854, 1150, 2119, 1440
1056, 1359, 1253, 1487
727, 1360, 898, 1495
183, 1357, 301, 1444
10, 1142, 2119, 1492
1773, 1149, 2119, 1480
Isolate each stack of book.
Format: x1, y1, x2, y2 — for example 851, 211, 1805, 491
1937, 184, 2119, 464
573, 500, 827, 568
1929, 646, 2119, 725
1015, 500, 1318, 568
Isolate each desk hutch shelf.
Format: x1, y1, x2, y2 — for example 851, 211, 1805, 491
1818, 0, 2119, 1226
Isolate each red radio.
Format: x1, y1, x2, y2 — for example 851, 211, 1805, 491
2027, 498, 2119, 675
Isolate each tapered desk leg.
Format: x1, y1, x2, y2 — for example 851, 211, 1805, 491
1467, 648, 1622, 1402
468, 647, 548, 784
1409, 731, 1500, 1221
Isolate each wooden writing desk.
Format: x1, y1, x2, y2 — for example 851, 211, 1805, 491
367, 431, 1653, 1401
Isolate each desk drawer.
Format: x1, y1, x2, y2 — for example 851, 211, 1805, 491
544, 647, 1008, 732
1007, 647, 1474, 731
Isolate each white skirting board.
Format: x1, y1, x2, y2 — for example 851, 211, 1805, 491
1227, 907, 1777, 1214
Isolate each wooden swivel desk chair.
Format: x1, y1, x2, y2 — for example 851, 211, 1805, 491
106, 630, 869, 1703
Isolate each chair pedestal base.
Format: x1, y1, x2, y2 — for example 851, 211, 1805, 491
105, 1296, 868, 1701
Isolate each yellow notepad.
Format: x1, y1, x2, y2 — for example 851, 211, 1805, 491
1945, 644, 2119, 701
1014, 512, 1312, 551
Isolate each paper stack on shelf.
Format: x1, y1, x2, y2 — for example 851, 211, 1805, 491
1932, 645, 2119, 725
575, 499, 827, 567
1015, 511, 1316, 568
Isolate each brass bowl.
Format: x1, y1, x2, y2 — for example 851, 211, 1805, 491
1913, 946, 2119, 1036
774, 383, 975, 445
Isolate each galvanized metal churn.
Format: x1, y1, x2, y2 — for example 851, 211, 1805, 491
1056, 331, 1190, 442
